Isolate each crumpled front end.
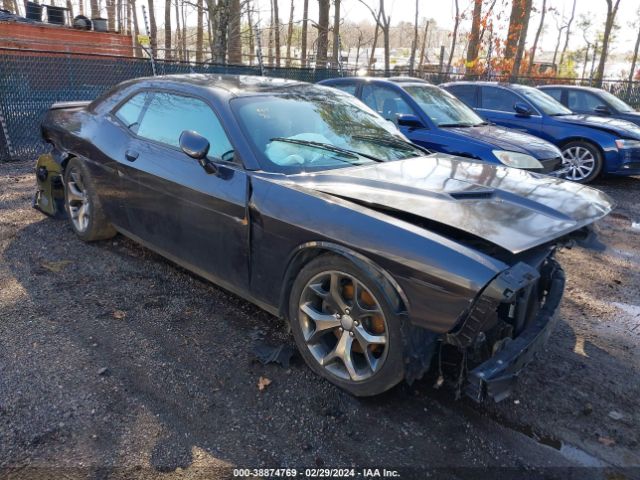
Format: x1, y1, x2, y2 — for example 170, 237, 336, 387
440, 248, 565, 402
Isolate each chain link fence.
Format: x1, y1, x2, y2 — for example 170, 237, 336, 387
1, 48, 639, 162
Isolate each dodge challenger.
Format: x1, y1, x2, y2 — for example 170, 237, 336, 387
35, 75, 614, 401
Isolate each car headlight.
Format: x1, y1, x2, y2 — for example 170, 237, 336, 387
492, 150, 543, 169
615, 139, 640, 149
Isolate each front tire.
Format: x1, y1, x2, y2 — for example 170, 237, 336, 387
289, 254, 405, 396
63, 157, 116, 242
561, 141, 603, 183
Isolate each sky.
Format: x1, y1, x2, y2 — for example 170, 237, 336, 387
244, 0, 640, 55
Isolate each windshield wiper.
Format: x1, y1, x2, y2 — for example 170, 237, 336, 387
269, 137, 384, 162
351, 134, 429, 154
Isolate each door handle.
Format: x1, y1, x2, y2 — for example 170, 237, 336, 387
125, 150, 139, 162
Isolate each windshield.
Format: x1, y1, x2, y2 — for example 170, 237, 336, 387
514, 85, 573, 115
598, 89, 635, 112
231, 88, 426, 173
404, 84, 485, 127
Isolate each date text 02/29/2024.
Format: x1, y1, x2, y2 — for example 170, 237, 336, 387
232, 468, 401, 478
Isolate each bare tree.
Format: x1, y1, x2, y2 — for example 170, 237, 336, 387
558, 0, 577, 68
629, 8, 640, 86
418, 19, 430, 73
273, 0, 281, 67
106, 0, 116, 30
228, 0, 242, 63
408, 0, 419, 75
358, 0, 391, 75
316, 0, 330, 68
527, 0, 547, 76
246, 0, 255, 65
130, 0, 141, 56
175, 0, 182, 60
510, 0, 532, 80
446, 0, 460, 77
595, 0, 621, 84
164, 0, 171, 59
465, 0, 482, 78
332, 0, 341, 67
368, 11, 380, 71
577, 14, 593, 79
148, 0, 158, 56
301, 0, 309, 66
214, 0, 229, 63
196, 0, 205, 62
90, 0, 98, 19
552, 11, 567, 67
286, 0, 294, 66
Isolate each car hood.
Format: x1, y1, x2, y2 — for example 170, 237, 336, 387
287, 155, 613, 254
556, 114, 640, 138
445, 124, 561, 159
617, 111, 640, 125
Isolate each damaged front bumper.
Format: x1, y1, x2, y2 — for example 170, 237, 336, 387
464, 263, 566, 402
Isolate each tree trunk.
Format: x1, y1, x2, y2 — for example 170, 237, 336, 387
465, 0, 482, 78
559, 0, 577, 68
510, 0, 532, 80
227, 0, 242, 63
408, 0, 419, 75
164, 0, 171, 59
332, 0, 341, 68
131, 0, 141, 57
301, 0, 309, 66
181, 0, 187, 60
286, 0, 294, 66
247, 0, 255, 65
505, 0, 525, 60
552, 24, 564, 67
206, 0, 216, 60
273, 0, 280, 67
527, 0, 547, 76
90, 0, 98, 19
106, 0, 115, 30
446, 0, 460, 78
368, 11, 380, 71
214, 0, 229, 64
66, 0, 74, 19
148, 0, 157, 56
175, 0, 182, 60
195, 0, 204, 62
316, 0, 330, 68
418, 19, 429, 73
595, 0, 621, 85
628, 24, 640, 87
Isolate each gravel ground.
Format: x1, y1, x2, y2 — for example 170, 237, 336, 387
0, 160, 639, 480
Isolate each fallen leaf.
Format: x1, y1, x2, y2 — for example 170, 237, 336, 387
257, 376, 272, 391
434, 375, 444, 389
598, 436, 616, 447
112, 310, 127, 319
41, 260, 71, 273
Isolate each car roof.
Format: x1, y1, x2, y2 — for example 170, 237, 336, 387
322, 76, 431, 87
125, 74, 309, 96
538, 84, 605, 93
441, 81, 515, 88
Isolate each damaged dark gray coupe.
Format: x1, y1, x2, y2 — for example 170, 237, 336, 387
36, 75, 614, 401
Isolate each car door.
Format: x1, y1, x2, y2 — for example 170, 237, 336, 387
478, 86, 544, 136
567, 90, 607, 115
360, 83, 419, 137
120, 90, 249, 290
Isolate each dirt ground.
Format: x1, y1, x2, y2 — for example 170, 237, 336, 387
0, 159, 639, 480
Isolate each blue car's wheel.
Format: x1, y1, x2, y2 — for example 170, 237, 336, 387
561, 141, 603, 183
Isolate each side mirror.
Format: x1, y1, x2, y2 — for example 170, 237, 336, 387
514, 102, 532, 116
594, 105, 611, 115
179, 130, 217, 174
397, 114, 425, 129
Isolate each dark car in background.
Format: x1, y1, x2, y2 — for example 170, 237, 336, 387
37, 75, 613, 400
319, 77, 565, 175
442, 81, 640, 183
538, 85, 640, 127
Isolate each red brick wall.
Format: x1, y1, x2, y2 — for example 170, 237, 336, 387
0, 21, 133, 56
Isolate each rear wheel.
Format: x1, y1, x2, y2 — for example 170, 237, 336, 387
63, 157, 116, 242
289, 254, 404, 396
561, 141, 603, 183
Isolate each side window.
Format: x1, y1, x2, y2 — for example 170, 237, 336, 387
332, 83, 358, 96
447, 85, 477, 108
114, 92, 149, 133
361, 84, 415, 123
543, 88, 562, 103
136, 92, 233, 159
567, 91, 602, 112
481, 87, 524, 112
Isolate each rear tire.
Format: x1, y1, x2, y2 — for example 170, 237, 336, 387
63, 157, 116, 242
561, 141, 603, 184
289, 254, 405, 396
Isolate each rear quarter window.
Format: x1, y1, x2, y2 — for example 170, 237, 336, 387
445, 85, 478, 108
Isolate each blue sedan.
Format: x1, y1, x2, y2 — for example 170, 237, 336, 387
318, 77, 565, 175
538, 85, 640, 127
442, 81, 640, 183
